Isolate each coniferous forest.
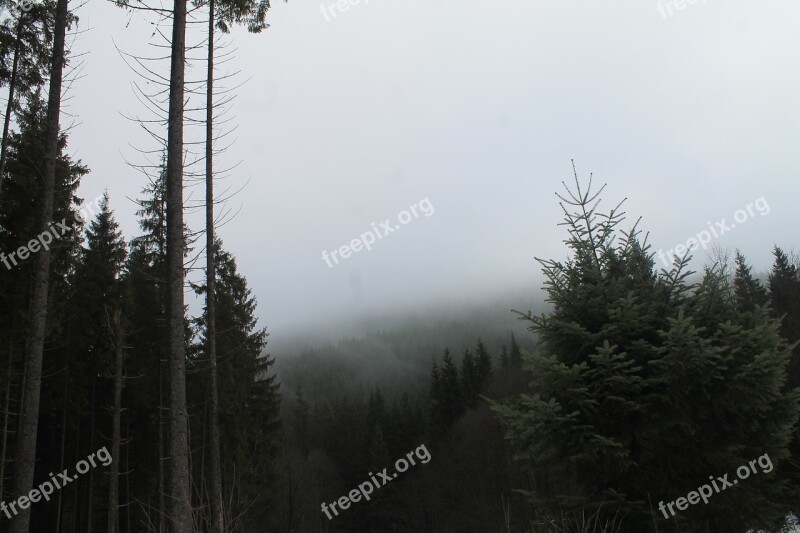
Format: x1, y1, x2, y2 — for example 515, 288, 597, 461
0, 1, 799, 532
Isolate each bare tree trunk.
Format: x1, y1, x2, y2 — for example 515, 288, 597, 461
108, 311, 124, 533
55, 347, 69, 533
125, 409, 131, 533
158, 352, 166, 533
0, 339, 14, 499
205, 2, 224, 531
199, 402, 207, 524
87, 375, 96, 531
166, 0, 192, 528
0, 17, 23, 206
9, 0, 69, 529
72, 418, 81, 532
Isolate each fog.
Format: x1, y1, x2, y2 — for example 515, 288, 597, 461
65, 0, 800, 334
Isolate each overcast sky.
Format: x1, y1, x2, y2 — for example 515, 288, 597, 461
57, 0, 800, 334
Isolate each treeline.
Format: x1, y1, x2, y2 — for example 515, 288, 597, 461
0, 94, 280, 531
492, 179, 800, 532
278, 332, 539, 532
277, 180, 800, 533
274, 310, 538, 401
1, 0, 279, 529
2, 0, 799, 530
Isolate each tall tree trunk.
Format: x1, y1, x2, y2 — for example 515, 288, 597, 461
166, 0, 192, 527
205, 2, 224, 531
87, 374, 96, 531
108, 310, 124, 533
55, 347, 69, 533
158, 351, 165, 533
125, 408, 131, 533
9, 0, 69, 529
199, 402, 206, 523
0, 339, 14, 500
72, 418, 80, 532
0, 16, 23, 206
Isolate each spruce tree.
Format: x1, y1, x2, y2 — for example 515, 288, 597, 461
429, 359, 442, 430
71, 193, 128, 349
0, 90, 86, 531
733, 250, 768, 313
124, 169, 171, 531
11, 0, 70, 525
768, 246, 800, 389
509, 332, 523, 367
190, 240, 281, 529
437, 349, 463, 429
475, 339, 492, 391
460, 348, 478, 407
500, 345, 510, 368
0, 0, 52, 204
292, 385, 310, 457
68, 195, 127, 532
392, 392, 421, 454
767, 246, 800, 515
492, 169, 800, 532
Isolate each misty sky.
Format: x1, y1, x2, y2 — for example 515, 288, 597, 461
56, 0, 800, 333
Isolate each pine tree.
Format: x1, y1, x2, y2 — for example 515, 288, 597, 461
368, 425, 391, 471
733, 250, 768, 313
69, 194, 127, 532
125, 169, 171, 531
509, 332, 523, 367
435, 349, 463, 429
190, 240, 281, 529
768, 246, 800, 389
0, 91, 86, 531
500, 345, 510, 368
292, 385, 310, 456
429, 359, 441, 430
12, 0, 70, 524
475, 339, 492, 392
0, 1, 52, 204
767, 246, 800, 513
492, 169, 800, 531
200, 1, 271, 526
72, 193, 128, 332
390, 392, 421, 455
367, 387, 386, 445
460, 348, 478, 407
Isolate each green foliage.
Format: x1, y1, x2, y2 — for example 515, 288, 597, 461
767, 246, 800, 515
492, 169, 800, 532
190, 240, 281, 529
0, 93, 109, 531
0, 2, 55, 108
191, 0, 274, 34
769, 246, 800, 389
475, 338, 493, 390
460, 348, 479, 406
733, 250, 768, 313
510, 331, 523, 367
500, 345, 510, 368
430, 349, 463, 431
